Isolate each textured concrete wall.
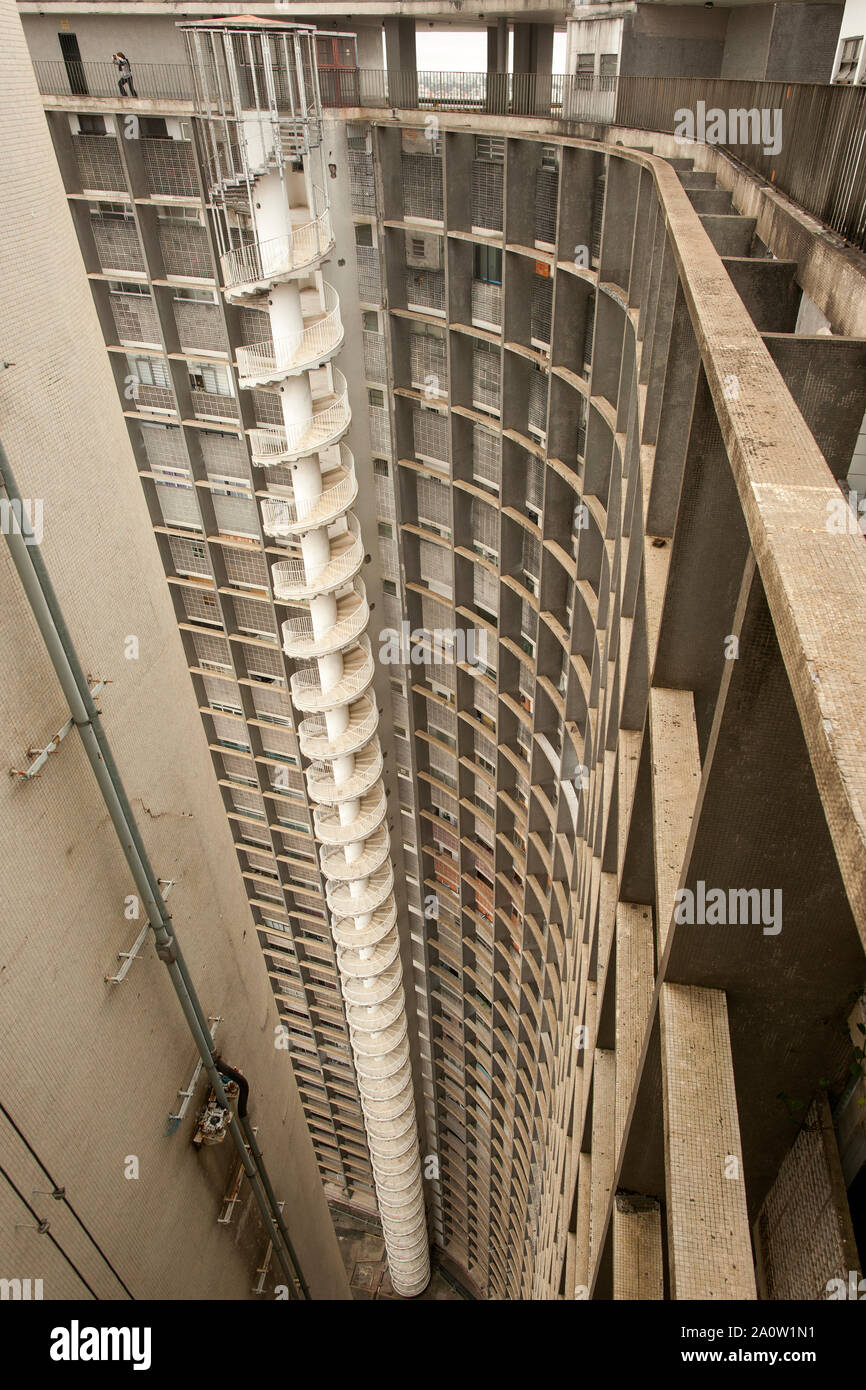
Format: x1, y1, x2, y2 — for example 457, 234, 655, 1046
720, 4, 774, 79
755, 1099, 860, 1299
0, 0, 349, 1302
620, 7, 728, 78
765, 3, 844, 82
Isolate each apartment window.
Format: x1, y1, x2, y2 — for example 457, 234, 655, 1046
383, 579, 398, 596
599, 53, 618, 83
377, 521, 393, 539
78, 114, 107, 135
373, 458, 389, 476
474, 244, 502, 285
131, 356, 170, 388
411, 236, 426, 258
475, 135, 505, 161
836, 36, 863, 82
354, 223, 373, 247
189, 363, 232, 396
90, 201, 131, 220
368, 387, 385, 407
576, 53, 594, 83
362, 310, 379, 332
139, 117, 170, 139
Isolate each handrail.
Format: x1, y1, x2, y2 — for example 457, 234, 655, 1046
236, 284, 342, 380
221, 211, 333, 290
248, 369, 350, 460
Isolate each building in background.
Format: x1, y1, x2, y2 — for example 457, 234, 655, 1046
6, 0, 866, 1301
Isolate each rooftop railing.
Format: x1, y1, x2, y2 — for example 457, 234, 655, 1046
32, 59, 866, 250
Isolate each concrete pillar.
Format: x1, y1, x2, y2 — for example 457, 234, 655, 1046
486, 19, 509, 112
660, 983, 756, 1300
512, 22, 555, 116
384, 18, 417, 108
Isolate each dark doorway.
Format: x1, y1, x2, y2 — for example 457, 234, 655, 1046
59, 32, 87, 96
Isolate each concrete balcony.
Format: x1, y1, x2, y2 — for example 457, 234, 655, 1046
319, 820, 390, 881
281, 580, 368, 660
260, 449, 356, 538
271, 516, 363, 601
248, 370, 350, 463
220, 209, 334, 298
290, 636, 374, 713
297, 694, 378, 761
326, 861, 394, 917
305, 738, 383, 805
313, 783, 387, 846
236, 283, 343, 385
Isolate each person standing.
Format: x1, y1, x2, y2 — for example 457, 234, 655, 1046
113, 52, 137, 98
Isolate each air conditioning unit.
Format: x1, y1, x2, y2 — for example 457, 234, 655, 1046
405, 231, 441, 270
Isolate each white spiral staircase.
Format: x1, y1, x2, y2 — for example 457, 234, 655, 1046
184, 17, 429, 1299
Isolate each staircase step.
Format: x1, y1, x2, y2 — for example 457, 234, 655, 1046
699, 214, 756, 257
687, 188, 735, 215
678, 170, 717, 190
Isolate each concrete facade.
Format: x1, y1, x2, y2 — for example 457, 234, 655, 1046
10, 0, 866, 1302
0, 0, 349, 1302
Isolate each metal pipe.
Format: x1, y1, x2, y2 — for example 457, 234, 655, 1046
0, 441, 308, 1300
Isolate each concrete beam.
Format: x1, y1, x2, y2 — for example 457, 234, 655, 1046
660, 982, 756, 1300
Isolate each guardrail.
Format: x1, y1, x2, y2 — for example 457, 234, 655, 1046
614, 74, 866, 252
34, 59, 196, 101
33, 57, 866, 251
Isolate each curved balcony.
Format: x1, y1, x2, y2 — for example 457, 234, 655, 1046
297, 695, 377, 762
290, 636, 374, 714
305, 738, 383, 806
326, 862, 394, 918
248, 370, 350, 463
331, 896, 398, 954
221, 209, 333, 298
313, 782, 386, 846
282, 581, 368, 660
260, 451, 357, 538
271, 516, 363, 602
236, 284, 343, 385
319, 820, 389, 881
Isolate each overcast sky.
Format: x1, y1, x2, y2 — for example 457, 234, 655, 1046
404, 29, 568, 72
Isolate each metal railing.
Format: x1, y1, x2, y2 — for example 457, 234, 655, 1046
248, 369, 350, 463
236, 284, 342, 383
614, 74, 866, 252
259, 455, 357, 536
221, 209, 333, 292
34, 59, 196, 102
34, 56, 866, 251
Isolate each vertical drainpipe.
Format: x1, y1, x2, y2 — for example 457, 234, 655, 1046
184, 19, 430, 1296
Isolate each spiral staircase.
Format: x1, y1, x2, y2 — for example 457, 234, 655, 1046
182, 17, 430, 1298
